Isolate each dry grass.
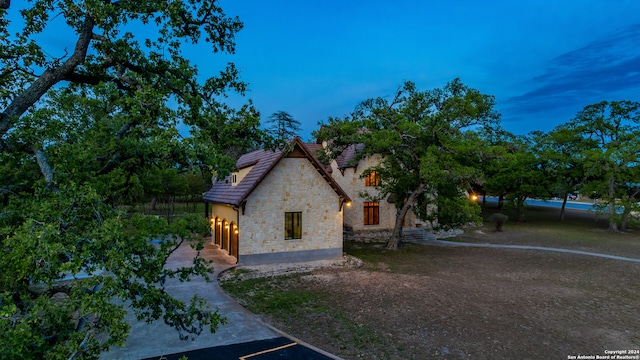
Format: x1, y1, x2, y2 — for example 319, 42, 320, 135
221, 206, 640, 359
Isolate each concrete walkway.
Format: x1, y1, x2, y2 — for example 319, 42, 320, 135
101, 241, 281, 360
421, 239, 640, 263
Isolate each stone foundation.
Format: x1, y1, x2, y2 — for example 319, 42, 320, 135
345, 227, 464, 243
239, 248, 343, 266
344, 229, 392, 243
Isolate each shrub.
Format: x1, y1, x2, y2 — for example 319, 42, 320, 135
489, 213, 508, 232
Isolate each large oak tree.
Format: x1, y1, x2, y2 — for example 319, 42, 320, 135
530, 126, 588, 221
316, 79, 500, 250
568, 100, 640, 231
0, 1, 263, 358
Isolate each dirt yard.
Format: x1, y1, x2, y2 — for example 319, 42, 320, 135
221, 207, 640, 359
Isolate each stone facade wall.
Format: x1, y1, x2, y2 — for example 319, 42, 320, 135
239, 157, 343, 261
330, 155, 392, 231
330, 154, 428, 232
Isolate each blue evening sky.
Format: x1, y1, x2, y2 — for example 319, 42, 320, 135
211, 0, 640, 140
8, 1, 640, 140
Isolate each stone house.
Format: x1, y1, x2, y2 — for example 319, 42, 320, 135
203, 137, 351, 265
324, 144, 429, 242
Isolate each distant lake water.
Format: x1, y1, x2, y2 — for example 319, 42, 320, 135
483, 197, 596, 211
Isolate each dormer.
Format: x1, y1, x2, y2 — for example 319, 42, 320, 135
231, 160, 258, 187
230, 172, 239, 186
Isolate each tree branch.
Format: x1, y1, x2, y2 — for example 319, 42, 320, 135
0, 14, 95, 136
63, 71, 105, 86
96, 154, 123, 176
33, 146, 59, 192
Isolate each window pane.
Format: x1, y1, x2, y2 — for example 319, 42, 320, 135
365, 171, 380, 186
285, 212, 302, 239
285, 212, 292, 239
293, 212, 301, 238
363, 202, 380, 225
373, 205, 379, 224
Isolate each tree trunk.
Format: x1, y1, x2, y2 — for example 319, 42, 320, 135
497, 194, 504, 209
607, 176, 618, 231
621, 189, 640, 232
515, 195, 528, 223
386, 183, 426, 250
560, 192, 568, 221
620, 210, 630, 232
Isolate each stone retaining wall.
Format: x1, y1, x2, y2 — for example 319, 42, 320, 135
345, 227, 464, 243
344, 229, 392, 243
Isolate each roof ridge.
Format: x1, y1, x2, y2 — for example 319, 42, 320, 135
203, 138, 350, 206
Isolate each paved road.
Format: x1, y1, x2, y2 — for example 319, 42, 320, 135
421, 239, 640, 263
101, 241, 341, 360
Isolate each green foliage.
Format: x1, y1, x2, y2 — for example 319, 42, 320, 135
482, 132, 550, 222
489, 213, 508, 232
220, 275, 322, 316
0, 185, 219, 359
436, 194, 482, 230
531, 127, 586, 199
0, 1, 264, 358
567, 100, 640, 231
266, 110, 301, 149
477, 101, 640, 230
316, 79, 500, 248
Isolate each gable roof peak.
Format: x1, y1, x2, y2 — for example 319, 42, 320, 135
203, 137, 350, 206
